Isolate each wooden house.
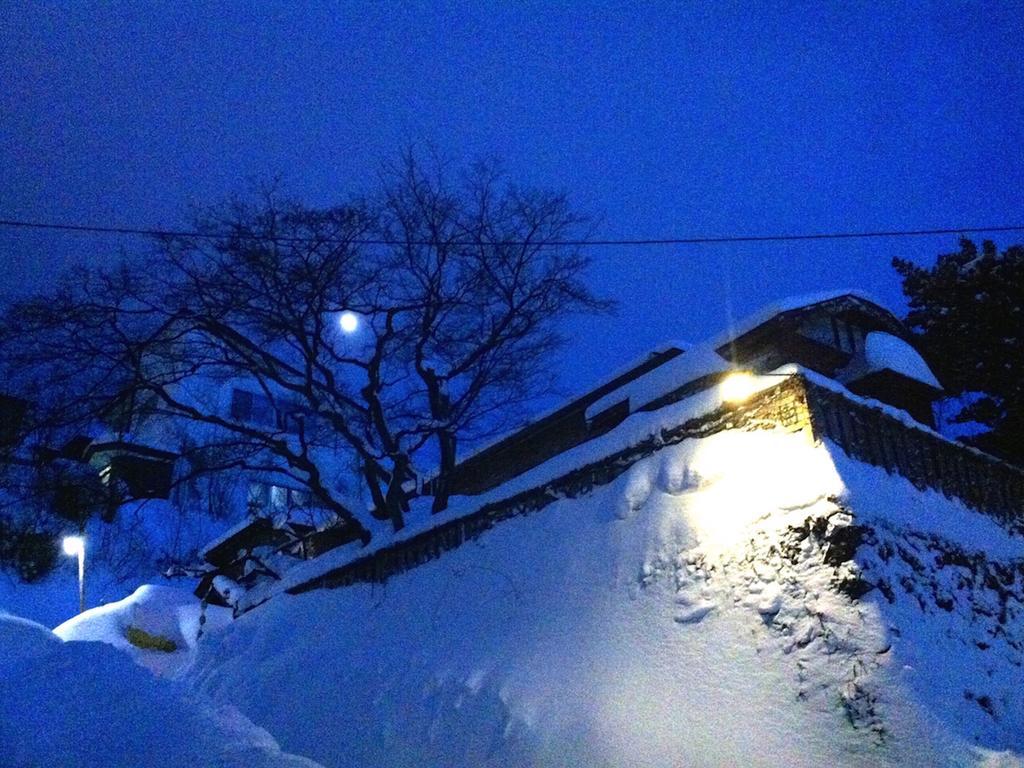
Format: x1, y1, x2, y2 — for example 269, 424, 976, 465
196, 510, 362, 606
714, 293, 944, 427
444, 345, 684, 495
445, 293, 945, 497
84, 441, 178, 501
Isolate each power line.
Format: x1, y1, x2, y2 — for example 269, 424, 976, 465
1, 217, 1023, 247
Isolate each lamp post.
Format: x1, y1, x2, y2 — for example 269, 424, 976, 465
62, 535, 85, 614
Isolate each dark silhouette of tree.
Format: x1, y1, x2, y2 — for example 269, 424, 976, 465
372, 153, 610, 513
893, 238, 1024, 463
0, 152, 608, 549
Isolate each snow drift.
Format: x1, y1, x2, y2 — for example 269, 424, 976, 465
186, 429, 1024, 767
0, 609, 324, 768
54, 584, 232, 677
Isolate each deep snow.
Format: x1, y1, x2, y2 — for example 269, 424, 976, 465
54, 584, 232, 677
0, 606, 325, 767
236, 362, 986, 613
181, 429, 1024, 767
3, 424, 1022, 766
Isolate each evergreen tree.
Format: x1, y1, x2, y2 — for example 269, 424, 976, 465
893, 238, 1024, 464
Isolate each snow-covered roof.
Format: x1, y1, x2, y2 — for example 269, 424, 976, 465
584, 344, 729, 420
200, 516, 260, 559
862, 332, 942, 390
710, 289, 893, 349
454, 340, 688, 466
584, 291, 901, 423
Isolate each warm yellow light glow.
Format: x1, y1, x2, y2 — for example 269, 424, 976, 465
684, 430, 844, 558
719, 371, 759, 404
62, 536, 84, 557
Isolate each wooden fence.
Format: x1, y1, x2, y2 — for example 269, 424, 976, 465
804, 379, 1024, 522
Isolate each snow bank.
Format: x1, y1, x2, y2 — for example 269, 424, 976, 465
0, 612, 325, 767
242, 358, 1004, 612
189, 429, 1024, 767
239, 372, 794, 609
828, 446, 1024, 559
0, 611, 62, 668
54, 584, 232, 677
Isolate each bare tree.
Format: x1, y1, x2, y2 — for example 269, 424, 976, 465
0, 152, 608, 544
372, 152, 610, 511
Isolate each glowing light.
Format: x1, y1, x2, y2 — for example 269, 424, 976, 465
684, 430, 844, 558
62, 536, 86, 614
339, 311, 359, 334
719, 371, 760, 404
62, 536, 84, 557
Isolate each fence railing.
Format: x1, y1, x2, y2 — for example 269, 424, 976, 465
805, 379, 1024, 522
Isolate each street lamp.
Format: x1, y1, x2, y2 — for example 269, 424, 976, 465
62, 535, 85, 614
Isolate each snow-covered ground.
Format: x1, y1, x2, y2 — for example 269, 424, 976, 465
180, 429, 1024, 767
3, 427, 1022, 766
54, 584, 233, 677
0, 603, 324, 767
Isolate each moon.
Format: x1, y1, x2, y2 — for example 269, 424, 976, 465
339, 311, 360, 334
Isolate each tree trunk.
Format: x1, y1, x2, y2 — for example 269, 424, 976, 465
363, 461, 391, 522
431, 429, 456, 513
383, 454, 409, 532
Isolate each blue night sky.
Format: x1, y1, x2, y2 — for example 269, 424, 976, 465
2, 1, 1023, 399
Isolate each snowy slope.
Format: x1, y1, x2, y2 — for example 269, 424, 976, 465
185, 429, 1024, 767
0, 611, 325, 768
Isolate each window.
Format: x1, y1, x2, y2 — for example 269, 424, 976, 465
230, 389, 276, 428
845, 321, 859, 353
280, 406, 317, 436
231, 389, 315, 435
829, 318, 862, 354
247, 481, 319, 516
270, 484, 289, 514
246, 481, 269, 514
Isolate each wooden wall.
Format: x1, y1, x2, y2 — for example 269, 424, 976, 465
805, 380, 1024, 523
